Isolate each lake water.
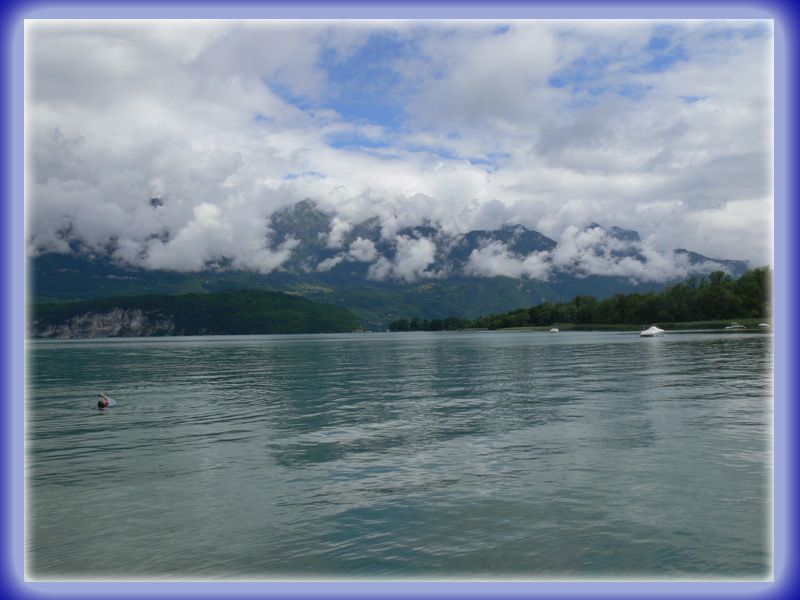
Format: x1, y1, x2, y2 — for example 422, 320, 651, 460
26, 331, 772, 579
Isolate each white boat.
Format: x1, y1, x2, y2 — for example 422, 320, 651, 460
640, 325, 665, 337
549, 328, 559, 333
724, 322, 745, 330
758, 323, 770, 328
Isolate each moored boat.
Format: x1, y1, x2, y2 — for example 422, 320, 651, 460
640, 325, 665, 337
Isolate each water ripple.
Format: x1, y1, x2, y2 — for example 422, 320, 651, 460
26, 331, 771, 578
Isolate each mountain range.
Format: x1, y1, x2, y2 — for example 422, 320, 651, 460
30, 199, 749, 330
266, 199, 747, 280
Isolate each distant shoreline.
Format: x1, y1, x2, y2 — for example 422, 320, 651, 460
26, 319, 772, 340
482, 318, 772, 333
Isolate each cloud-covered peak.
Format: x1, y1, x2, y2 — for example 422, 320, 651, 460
26, 20, 772, 275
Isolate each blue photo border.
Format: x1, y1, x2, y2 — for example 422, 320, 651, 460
2, 1, 796, 598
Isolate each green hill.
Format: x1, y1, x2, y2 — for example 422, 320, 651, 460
31, 290, 363, 338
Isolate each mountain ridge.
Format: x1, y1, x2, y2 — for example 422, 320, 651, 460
263, 199, 747, 282
29, 200, 751, 329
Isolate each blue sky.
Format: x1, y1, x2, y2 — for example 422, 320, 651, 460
26, 19, 773, 277
263, 22, 770, 167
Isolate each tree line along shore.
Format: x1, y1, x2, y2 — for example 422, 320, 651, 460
388, 268, 771, 332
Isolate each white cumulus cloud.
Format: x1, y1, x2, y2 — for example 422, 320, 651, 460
25, 20, 773, 271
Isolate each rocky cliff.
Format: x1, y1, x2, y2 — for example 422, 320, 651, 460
36, 308, 175, 339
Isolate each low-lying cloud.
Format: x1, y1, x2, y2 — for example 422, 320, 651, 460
367, 236, 439, 282
326, 218, 745, 283
465, 241, 551, 280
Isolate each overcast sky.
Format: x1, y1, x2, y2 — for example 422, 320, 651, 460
26, 20, 773, 277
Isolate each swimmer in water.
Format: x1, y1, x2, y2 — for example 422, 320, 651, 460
97, 393, 110, 409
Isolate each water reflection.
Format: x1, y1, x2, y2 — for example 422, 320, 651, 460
27, 331, 771, 578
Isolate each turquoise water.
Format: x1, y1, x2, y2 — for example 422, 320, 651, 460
26, 331, 772, 579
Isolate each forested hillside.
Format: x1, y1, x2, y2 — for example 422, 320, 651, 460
32, 290, 362, 337
389, 268, 771, 331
